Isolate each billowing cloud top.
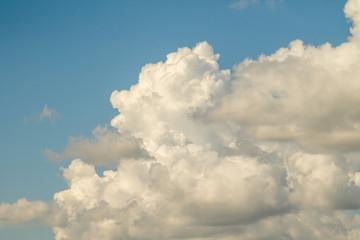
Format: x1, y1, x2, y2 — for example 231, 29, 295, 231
4, 0, 360, 239
110, 42, 231, 154
210, 0, 360, 153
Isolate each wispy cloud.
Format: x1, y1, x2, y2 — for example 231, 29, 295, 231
39, 105, 57, 122
229, 0, 258, 10
23, 105, 58, 123
266, 0, 283, 7
229, 0, 282, 10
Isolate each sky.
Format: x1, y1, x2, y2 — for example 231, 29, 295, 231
1, 0, 360, 239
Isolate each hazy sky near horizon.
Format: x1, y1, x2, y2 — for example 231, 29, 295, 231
2, 0, 359, 239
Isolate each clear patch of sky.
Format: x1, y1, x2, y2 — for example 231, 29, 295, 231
0, 223, 54, 240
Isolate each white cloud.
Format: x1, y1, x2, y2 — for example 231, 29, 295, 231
0, 198, 49, 225
110, 42, 231, 154
210, 0, 360, 153
3, 0, 360, 239
40, 105, 58, 122
287, 152, 360, 209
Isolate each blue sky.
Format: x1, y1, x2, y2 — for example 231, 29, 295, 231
0, 0, 353, 239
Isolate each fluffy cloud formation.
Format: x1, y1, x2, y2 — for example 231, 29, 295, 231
3, 0, 360, 239
211, 0, 360, 153
44, 125, 149, 165
209, 38, 360, 152
110, 42, 231, 154
0, 198, 49, 225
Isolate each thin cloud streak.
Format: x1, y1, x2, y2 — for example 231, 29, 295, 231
229, 0, 282, 10
229, 0, 258, 10
39, 105, 58, 122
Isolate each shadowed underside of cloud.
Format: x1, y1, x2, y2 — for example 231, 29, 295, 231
3, 0, 360, 239
44, 125, 149, 165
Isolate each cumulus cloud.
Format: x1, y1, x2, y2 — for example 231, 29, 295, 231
44, 125, 149, 165
210, 0, 360, 153
3, 0, 360, 239
110, 42, 231, 154
0, 198, 49, 225
40, 105, 58, 122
